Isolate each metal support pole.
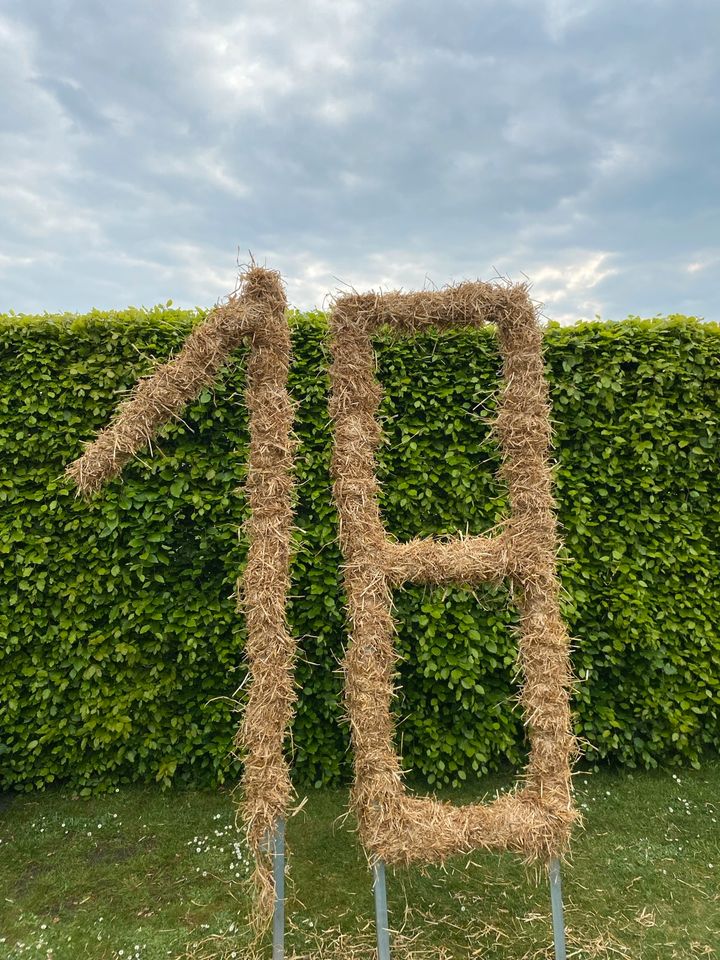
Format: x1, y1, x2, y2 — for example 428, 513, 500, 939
373, 860, 391, 960
272, 819, 285, 960
548, 856, 566, 960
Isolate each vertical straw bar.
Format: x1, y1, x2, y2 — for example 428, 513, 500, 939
373, 860, 391, 960
548, 856, 567, 960
272, 819, 285, 960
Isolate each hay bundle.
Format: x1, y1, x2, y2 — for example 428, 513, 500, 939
66, 266, 296, 924
329, 281, 579, 866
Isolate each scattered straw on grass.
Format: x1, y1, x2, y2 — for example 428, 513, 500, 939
183, 901, 633, 960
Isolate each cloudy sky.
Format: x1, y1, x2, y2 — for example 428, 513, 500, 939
1, 0, 718, 322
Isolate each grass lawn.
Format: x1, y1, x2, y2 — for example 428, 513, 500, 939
0, 763, 718, 959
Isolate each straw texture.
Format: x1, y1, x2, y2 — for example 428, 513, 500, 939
66, 266, 297, 925
231, 272, 297, 924
329, 281, 578, 866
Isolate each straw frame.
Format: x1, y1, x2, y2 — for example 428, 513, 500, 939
66, 266, 296, 921
329, 281, 579, 866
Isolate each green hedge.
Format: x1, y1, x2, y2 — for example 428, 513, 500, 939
1, 309, 718, 792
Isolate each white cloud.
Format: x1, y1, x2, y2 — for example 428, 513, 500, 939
153, 242, 240, 303
509, 0, 601, 41
532, 251, 617, 291
549, 0, 599, 38
686, 252, 720, 274
527, 252, 618, 322
148, 149, 249, 199
0, 251, 47, 271
170, 1, 379, 121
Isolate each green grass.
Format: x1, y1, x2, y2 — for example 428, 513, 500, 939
1, 765, 718, 959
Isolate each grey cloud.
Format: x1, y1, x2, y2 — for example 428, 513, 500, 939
0, 0, 718, 320
34, 76, 111, 132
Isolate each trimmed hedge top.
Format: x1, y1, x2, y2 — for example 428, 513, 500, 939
1, 308, 718, 792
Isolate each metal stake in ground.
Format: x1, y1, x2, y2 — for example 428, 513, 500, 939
373, 860, 391, 960
548, 856, 567, 960
272, 819, 286, 960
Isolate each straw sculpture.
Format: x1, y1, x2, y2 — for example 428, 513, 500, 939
329, 281, 578, 866
66, 265, 296, 923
